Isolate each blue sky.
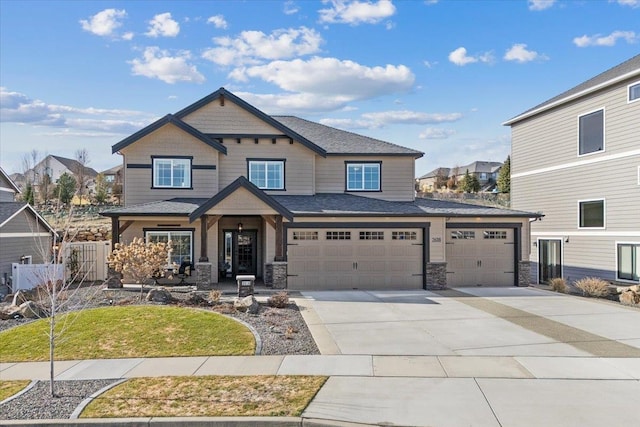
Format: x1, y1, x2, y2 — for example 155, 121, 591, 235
1, 0, 638, 177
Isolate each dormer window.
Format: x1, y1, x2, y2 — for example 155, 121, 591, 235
152, 157, 192, 189
578, 109, 604, 156
346, 162, 381, 191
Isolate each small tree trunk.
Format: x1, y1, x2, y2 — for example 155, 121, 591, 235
49, 285, 56, 397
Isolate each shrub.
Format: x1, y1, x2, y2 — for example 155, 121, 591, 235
208, 289, 222, 304
549, 278, 567, 293
574, 277, 610, 298
107, 237, 171, 284
267, 291, 289, 308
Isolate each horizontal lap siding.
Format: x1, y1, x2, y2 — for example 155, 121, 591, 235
181, 100, 279, 134
121, 125, 219, 205
315, 156, 415, 201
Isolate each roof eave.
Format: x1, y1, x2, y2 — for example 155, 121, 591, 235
503, 69, 640, 126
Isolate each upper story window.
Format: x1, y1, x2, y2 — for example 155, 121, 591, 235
153, 157, 191, 188
248, 159, 284, 190
629, 82, 640, 103
578, 109, 604, 156
579, 199, 605, 229
346, 162, 381, 191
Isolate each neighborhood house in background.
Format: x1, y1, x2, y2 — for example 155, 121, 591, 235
417, 161, 503, 193
102, 88, 539, 290
505, 54, 640, 285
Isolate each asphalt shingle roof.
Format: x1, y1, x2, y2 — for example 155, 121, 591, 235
273, 116, 423, 157
0, 202, 26, 225
100, 198, 208, 217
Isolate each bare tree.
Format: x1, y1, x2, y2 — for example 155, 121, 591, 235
74, 149, 90, 205
38, 155, 53, 204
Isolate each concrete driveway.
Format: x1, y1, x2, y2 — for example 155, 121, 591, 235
298, 287, 640, 357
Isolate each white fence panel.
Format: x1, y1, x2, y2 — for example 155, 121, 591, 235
11, 263, 64, 292
63, 241, 111, 281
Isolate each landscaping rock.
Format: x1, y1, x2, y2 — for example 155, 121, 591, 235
17, 300, 48, 318
146, 288, 173, 304
619, 289, 640, 306
186, 292, 207, 306
0, 303, 16, 320
234, 295, 259, 314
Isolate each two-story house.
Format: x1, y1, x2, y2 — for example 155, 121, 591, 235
0, 167, 56, 293
504, 54, 639, 285
103, 88, 538, 290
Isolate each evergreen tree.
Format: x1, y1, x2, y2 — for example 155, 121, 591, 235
460, 169, 472, 193
497, 155, 511, 193
55, 172, 77, 204
23, 182, 35, 205
94, 173, 108, 204
469, 174, 480, 193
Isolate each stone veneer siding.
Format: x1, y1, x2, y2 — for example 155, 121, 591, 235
195, 262, 213, 290
426, 262, 447, 290
265, 262, 288, 289
518, 261, 531, 287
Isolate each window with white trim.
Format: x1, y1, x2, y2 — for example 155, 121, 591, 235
346, 163, 380, 191
579, 199, 605, 228
326, 231, 351, 240
146, 230, 193, 265
617, 243, 639, 282
359, 231, 384, 240
578, 109, 604, 156
248, 160, 284, 190
629, 82, 640, 103
153, 158, 191, 188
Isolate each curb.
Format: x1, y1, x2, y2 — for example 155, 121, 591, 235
0, 380, 37, 405
70, 378, 127, 419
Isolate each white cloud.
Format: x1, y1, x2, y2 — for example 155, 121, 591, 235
319, 110, 462, 130
202, 27, 323, 66
504, 43, 548, 63
284, 1, 300, 15
145, 12, 180, 38
448, 47, 493, 66
0, 87, 154, 134
80, 8, 127, 38
207, 15, 228, 29
528, 0, 556, 11
610, 0, 640, 8
419, 127, 457, 139
129, 47, 205, 84
424, 0, 439, 5
573, 30, 638, 47
232, 57, 414, 103
319, 0, 396, 25
122, 32, 134, 41
235, 91, 349, 114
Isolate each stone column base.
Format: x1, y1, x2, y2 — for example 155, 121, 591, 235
271, 262, 287, 289
426, 262, 447, 290
518, 261, 532, 287
195, 262, 213, 290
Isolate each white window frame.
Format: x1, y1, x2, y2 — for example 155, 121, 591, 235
578, 198, 606, 229
615, 241, 640, 283
628, 81, 640, 104
346, 162, 381, 191
248, 160, 285, 190
152, 158, 191, 188
577, 108, 605, 157
145, 230, 193, 266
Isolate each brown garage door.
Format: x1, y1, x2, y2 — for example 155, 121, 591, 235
287, 228, 423, 290
446, 228, 515, 286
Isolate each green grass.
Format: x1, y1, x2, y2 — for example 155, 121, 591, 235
81, 376, 327, 418
0, 306, 255, 362
0, 380, 30, 401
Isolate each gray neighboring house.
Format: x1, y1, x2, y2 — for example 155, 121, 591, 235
0, 168, 56, 292
103, 88, 540, 290
417, 161, 502, 193
504, 54, 640, 285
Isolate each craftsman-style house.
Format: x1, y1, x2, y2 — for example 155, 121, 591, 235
103, 88, 538, 290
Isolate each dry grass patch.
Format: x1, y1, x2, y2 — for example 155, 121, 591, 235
81, 376, 327, 418
0, 380, 30, 401
0, 306, 255, 362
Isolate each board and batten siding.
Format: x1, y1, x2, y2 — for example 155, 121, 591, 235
181, 100, 281, 134
120, 124, 219, 206
315, 156, 415, 201
511, 74, 639, 283
217, 139, 315, 195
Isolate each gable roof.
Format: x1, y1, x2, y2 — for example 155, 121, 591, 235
47, 155, 98, 178
175, 88, 327, 157
188, 176, 293, 222
273, 116, 423, 157
0, 202, 57, 234
112, 114, 227, 155
0, 167, 21, 193
418, 167, 450, 180
101, 164, 122, 175
456, 161, 502, 174
504, 54, 640, 125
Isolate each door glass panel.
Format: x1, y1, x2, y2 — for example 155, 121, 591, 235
224, 232, 233, 273
539, 239, 562, 284
236, 232, 256, 275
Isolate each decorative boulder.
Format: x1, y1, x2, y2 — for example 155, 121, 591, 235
146, 288, 173, 304
17, 301, 47, 318
234, 295, 259, 314
186, 292, 207, 306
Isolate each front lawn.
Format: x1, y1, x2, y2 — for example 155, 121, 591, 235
0, 306, 255, 362
81, 376, 327, 418
0, 380, 30, 401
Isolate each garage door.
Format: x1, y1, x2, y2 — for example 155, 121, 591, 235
287, 228, 423, 290
446, 228, 515, 286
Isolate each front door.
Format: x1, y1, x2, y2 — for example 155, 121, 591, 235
539, 239, 562, 284
235, 231, 257, 276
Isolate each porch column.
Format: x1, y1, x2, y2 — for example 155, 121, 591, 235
111, 217, 119, 245
199, 216, 208, 262
274, 215, 284, 261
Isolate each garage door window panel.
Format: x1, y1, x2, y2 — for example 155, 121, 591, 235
451, 231, 475, 239
293, 231, 318, 240
360, 231, 384, 240
346, 162, 381, 191
392, 231, 417, 240
327, 231, 351, 240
